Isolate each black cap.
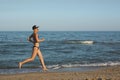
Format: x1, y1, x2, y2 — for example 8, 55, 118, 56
32, 25, 39, 30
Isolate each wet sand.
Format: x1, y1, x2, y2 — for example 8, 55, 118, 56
0, 66, 120, 80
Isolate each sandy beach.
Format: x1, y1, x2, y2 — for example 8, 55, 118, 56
0, 66, 120, 80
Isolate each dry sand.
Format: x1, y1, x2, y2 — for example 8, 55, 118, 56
0, 66, 120, 80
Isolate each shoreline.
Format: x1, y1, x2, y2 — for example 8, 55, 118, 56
0, 66, 108, 74
0, 66, 120, 80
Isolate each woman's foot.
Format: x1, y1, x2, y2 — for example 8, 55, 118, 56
42, 67, 48, 71
19, 62, 22, 69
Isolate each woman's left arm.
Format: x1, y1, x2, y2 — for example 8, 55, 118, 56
35, 34, 45, 43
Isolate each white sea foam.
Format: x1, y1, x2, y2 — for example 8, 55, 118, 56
65, 40, 94, 44
47, 62, 120, 70
47, 64, 61, 69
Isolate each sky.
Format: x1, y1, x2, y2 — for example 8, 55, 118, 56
0, 0, 120, 31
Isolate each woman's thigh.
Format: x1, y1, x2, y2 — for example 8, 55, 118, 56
37, 49, 43, 58
31, 47, 38, 59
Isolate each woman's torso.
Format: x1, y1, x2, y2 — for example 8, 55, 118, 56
32, 33, 39, 47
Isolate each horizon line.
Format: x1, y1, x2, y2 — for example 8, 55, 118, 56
0, 30, 120, 32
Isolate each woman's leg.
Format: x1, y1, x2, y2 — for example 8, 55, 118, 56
19, 47, 38, 69
37, 49, 47, 70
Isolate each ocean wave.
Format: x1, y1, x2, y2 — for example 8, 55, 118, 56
0, 62, 120, 70
0, 62, 120, 74
47, 62, 120, 70
64, 40, 94, 44
61, 40, 120, 45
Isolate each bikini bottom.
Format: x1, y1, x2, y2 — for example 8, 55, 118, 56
33, 46, 39, 49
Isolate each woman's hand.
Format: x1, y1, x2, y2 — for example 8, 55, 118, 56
27, 37, 30, 42
39, 38, 45, 42
41, 38, 45, 42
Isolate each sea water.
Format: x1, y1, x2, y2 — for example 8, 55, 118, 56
0, 31, 120, 74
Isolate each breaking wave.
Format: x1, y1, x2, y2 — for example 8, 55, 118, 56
62, 40, 120, 45
64, 40, 94, 44
47, 62, 120, 70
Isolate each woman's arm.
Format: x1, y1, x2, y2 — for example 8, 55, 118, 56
27, 34, 34, 43
35, 34, 45, 43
